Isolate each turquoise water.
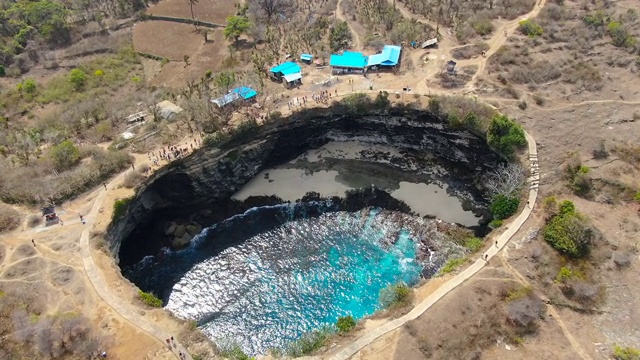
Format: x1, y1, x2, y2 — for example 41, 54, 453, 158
164, 209, 424, 355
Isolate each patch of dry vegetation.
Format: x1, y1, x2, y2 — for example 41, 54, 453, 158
401, 0, 536, 43
0, 204, 21, 233
404, 280, 545, 358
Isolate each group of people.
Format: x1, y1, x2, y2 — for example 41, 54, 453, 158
312, 89, 337, 104
166, 336, 188, 359
148, 138, 202, 166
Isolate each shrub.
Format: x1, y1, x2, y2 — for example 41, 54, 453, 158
543, 201, 594, 257
634, 192, 640, 202
94, 69, 104, 76
379, 282, 413, 308
490, 194, 520, 220
0, 204, 21, 233
204, 131, 230, 147
286, 326, 332, 357
49, 140, 81, 172
373, 91, 390, 109
232, 119, 259, 141
218, 341, 254, 360
613, 345, 640, 360
489, 219, 504, 228
26, 214, 41, 228
341, 93, 371, 114
533, 94, 545, 106
438, 258, 466, 275
486, 115, 527, 158
336, 315, 356, 333
0, 64, 5, 77
471, 18, 494, 36
112, 197, 132, 221
519, 19, 544, 37
18, 78, 37, 95
555, 267, 573, 283
505, 285, 532, 301
122, 170, 145, 189
463, 237, 484, 252
68, 68, 87, 91
138, 290, 162, 307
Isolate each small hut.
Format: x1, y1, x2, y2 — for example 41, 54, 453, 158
283, 72, 302, 88
41, 206, 59, 226
445, 60, 457, 74
300, 54, 313, 64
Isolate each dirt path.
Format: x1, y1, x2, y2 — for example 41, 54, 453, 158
465, 0, 549, 87
79, 167, 193, 360
336, 0, 361, 50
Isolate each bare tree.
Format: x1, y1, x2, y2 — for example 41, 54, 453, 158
484, 162, 526, 197
186, 0, 200, 30
248, 0, 295, 24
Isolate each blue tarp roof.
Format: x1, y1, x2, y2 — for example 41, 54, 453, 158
329, 51, 368, 69
367, 45, 402, 67
270, 62, 301, 75
232, 86, 257, 100
300, 54, 313, 61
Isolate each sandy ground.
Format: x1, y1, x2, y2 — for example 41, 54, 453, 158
146, 0, 238, 24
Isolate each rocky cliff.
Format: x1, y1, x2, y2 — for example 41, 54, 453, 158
109, 106, 504, 266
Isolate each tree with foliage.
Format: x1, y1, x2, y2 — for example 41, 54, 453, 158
49, 140, 80, 172
213, 71, 236, 92
68, 68, 87, 91
7, 128, 41, 165
487, 114, 527, 158
224, 15, 250, 44
490, 194, 520, 220
336, 315, 356, 332
2, 0, 71, 48
186, 0, 200, 29
329, 21, 352, 52
519, 19, 544, 37
543, 200, 594, 257
380, 282, 412, 308
17, 79, 37, 95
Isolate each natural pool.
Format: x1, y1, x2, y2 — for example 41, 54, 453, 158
160, 207, 458, 355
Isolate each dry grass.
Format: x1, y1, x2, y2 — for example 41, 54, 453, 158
0, 204, 21, 233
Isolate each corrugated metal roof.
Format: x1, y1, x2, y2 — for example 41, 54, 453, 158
270, 62, 302, 75
300, 54, 313, 60
232, 86, 257, 100
422, 38, 438, 48
329, 51, 368, 68
283, 72, 302, 82
366, 45, 402, 67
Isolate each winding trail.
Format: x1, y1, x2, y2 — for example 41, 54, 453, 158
321, 132, 540, 360
336, 0, 361, 50
79, 173, 193, 360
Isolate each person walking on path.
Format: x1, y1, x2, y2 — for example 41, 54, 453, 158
32, 239, 36, 247
495, 240, 498, 248
103, 182, 107, 190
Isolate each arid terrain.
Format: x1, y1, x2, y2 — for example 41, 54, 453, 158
1, 0, 639, 358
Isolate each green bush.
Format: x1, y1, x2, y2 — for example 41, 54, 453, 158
438, 258, 466, 275
379, 282, 412, 308
0, 64, 5, 77
489, 219, 504, 228
218, 343, 254, 360
68, 68, 87, 91
49, 139, 80, 171
543, 201, 593, 257
490, 194, 520, 220
112, 197, 132, 221
341, 93, 372, 114
373, 91, 391, 109
463, 237, 484, 252
286, 326, 332, 357
138, 290, 162, 307
204, 131, 230, 147
232, 119, 259, 141
555, 267, 573, 283
471, 18, 494, 35
518, 19, 544, 37
18, 78, 37, 95
607, 21, 637, 48
505, 285, 532, 301
634, 192, 640, 202
613, 345, 640, 360
336, 315, 356, 333
486, 114, 527, 158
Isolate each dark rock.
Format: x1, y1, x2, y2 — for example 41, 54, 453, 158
108, 106, 503, 266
